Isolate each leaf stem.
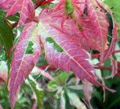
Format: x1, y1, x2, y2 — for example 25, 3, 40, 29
35, 0, 54, 9
39, 65, 64, 85
94, 66, 120, 77
54, 70, 64, 86
91, 50, 120, 58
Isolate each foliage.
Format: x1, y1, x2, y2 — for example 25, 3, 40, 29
0, 0, 120, 109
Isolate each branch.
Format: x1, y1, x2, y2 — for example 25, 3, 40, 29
92, 50, 120, 58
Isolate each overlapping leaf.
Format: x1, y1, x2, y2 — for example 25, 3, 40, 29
8, 22, 42, 109
38, 5, 115, 93
1, 0, 118, 108
0, 0, 35, 26
66, 0, 116, 63
56, 0, 108, 53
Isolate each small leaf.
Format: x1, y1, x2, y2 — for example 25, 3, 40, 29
26, 75, 44, 109
31, 66, 54, 81
60, 91, 66, 109
66, 89, 87, 109
82, 80, 93, 108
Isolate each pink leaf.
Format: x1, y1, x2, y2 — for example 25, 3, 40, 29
38, 6, 115, 93
0, 0, 35, 27
8, 22, 42, 109
31, 66, 55, 81
64, 0, 110, 59
82, 80, 93, 108
86, 0, 109, 62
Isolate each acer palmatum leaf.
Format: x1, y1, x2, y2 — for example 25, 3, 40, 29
38, 20, 95, 82
31, 66, 55, 81
8, 22, 42, 109
0, 0, 35, 27
60, 0, 102, 51
38, 5, 115, 92
99, 23, 118, 64
82, 80, 93, 109
67, 90, 87, 109
94, 0, 118, 63
86, 0, 109, 62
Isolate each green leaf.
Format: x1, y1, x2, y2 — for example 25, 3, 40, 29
104, 0, 120, 23
47, 71, 70, 90
66, 89, 87, 109
27, 75, 44, 109
0, 10, 14, 56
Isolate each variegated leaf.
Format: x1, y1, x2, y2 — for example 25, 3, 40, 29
38, 6, 115, 92
8, 22, 42, 109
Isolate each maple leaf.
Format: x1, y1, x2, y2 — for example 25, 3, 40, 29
86, 0, 109, 62
8, 22, 42, 109
0, 0, 35, 27
94, 0, 118, 63
102, 25, 117, 63
82, 80, 93, 109
57, 0, 106, 52
64, 0, 114, 63
38, 6, 115, 93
